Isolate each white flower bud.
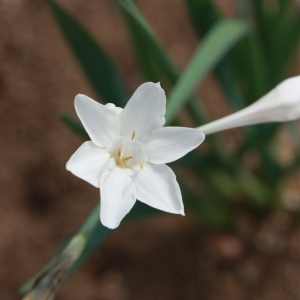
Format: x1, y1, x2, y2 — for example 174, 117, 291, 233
196, 76, 300, 135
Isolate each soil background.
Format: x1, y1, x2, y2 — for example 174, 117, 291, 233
1, 0, 300, 299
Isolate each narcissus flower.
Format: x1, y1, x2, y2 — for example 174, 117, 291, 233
197, 76, 300, 135
67, 83, 205, 229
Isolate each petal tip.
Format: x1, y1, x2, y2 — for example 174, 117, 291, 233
101, 219, 120, 230
195, 130, 205, 145
65, 156, 74, 172
199, 130, 205, 140
74, 93, 84, 102
74, 94, 95, 107
65, 161, 71, 171
74, 94, 86, 108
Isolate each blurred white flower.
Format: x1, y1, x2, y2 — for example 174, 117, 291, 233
197, 76, 300, 135
67, 82, 205, 229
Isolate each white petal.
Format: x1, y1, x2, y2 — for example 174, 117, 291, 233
133, 163, 184, 215
143, 127, 205, 164
120, 82, 166, 140
66, 141, 111, 188
100, 169, 136, 229
75, 94, 121, 147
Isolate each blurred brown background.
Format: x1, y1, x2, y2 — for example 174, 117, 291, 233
2, 1, 300, 299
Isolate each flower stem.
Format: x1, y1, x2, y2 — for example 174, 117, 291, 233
20, 204, 102, 297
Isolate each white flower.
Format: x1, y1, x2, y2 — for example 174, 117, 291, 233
66, 82, 205, 229
197, 76, 300, 135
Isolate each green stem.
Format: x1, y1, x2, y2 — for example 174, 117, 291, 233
20, 204, 102, 296
78, 203, 100, 236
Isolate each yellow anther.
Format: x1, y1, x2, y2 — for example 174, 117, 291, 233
131, 131, 136, 140
117, 149, 121, 158
109, 154, 114, 158
140, 163, 144, 169
118, 161, 125, 168
124, 156, 133, 161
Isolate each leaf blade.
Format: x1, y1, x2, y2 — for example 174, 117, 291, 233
48, 0, 127, 106
165, 20, 248, 123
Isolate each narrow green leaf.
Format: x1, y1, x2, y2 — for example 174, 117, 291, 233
251, 0, 299, 84
114, 0, 178, 85
115, 0, 212, 123
122, 13, 162, 83
274, 16, 300, 78
186, 0, 221, 37
47, 0, 127, 106
165, 20, 248, 123
235, 168, 271, 208
186, 0, 246, 110
60, 113, 89, 139
238, 33, 271, 103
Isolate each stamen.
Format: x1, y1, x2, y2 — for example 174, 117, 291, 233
140, 163, 144, 169
124, 156, 133, 161
109, 154, 114, 158
117, 149, 121, 158
118, 161, 125, 168
131, 131, 136, 140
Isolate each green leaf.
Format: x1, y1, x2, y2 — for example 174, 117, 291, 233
274, 15, 300, 78
60, 113, 89, 139
238, 33, 271, 103
186, 0, 246, 110
115, 0, 212, 125
114, 0, 178, 86
186, 0, 221, 37
165, 20, 248, 123
47, 0, 127, 106
235, 168, 271, 208
251, 0, 299, 84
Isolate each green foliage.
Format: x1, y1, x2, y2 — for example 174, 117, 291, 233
114, 0, 179, 88
47, 0, 127, 106
165, 20, 247, 123
186, 0, 245, 110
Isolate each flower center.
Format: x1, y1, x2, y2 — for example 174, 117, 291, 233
111, 149, 133, 168
107, 132, 146, 171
